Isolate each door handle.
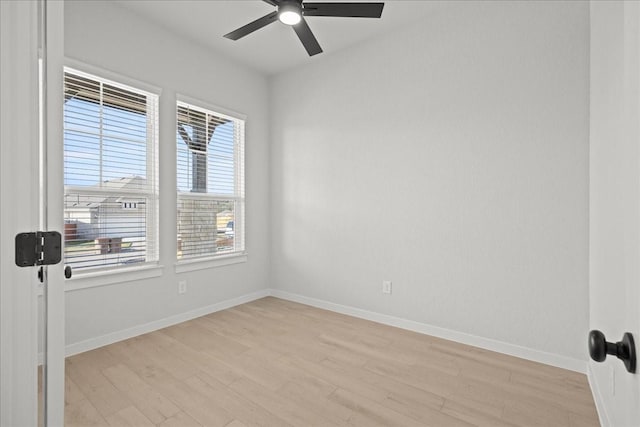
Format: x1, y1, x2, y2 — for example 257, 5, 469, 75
588, 330, 636, 373
64, 265, 72, 279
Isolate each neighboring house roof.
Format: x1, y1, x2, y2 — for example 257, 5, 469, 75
65, 176, 147, 209
99, 175, 146, 192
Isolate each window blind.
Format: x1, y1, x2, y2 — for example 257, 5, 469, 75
176, 101, 245, 260
63, 68, 159, 272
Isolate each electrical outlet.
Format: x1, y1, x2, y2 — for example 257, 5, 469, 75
178, 280, 187, 294
382, 280, 392, 294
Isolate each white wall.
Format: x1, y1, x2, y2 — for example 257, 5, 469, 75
63, 1, 270, 346
589, 1, 640, 425
270, 1, 590, 364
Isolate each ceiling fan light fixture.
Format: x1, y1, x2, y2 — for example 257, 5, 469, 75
278, 2, 302, 25
279, 10, 301, 25
224, 0, 385, 57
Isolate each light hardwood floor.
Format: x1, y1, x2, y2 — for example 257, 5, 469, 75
64, 297, 599, 426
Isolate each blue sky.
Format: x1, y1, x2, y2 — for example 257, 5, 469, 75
64, 98, 147, 186
64, 97, 236, 195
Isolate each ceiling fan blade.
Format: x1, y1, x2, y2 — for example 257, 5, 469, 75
292, 18, 323, 56
223, 11, 279, 40
302, 2, 384, 18
262, 0, 279, 6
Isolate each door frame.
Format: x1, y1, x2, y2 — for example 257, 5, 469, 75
43, 0, 65, 425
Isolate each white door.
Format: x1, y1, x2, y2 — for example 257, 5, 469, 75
0, 1, 65, 426
589, 1, 640, 426
0, 2, 41, 425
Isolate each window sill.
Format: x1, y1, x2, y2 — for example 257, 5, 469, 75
175, 253, 247, 273
65, 264, 164, 292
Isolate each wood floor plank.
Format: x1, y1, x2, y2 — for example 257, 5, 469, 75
158, 411, 203, 427
319, 357, 447, 419
446, 377, 508, 417
363, 356, 461, 398
280, 353, 395, 404
162, 320, 250, 359
276, 381, 354, 425
65, 398, 109, 427
64, 297, 600, 427
103, 335, 198, 381
132, 365, 235, 427
229, 377, 337, 426
327, 387, 431, 427
194, 372, 295, 427
64, 376, 85, 406
65, 358, 131, 418
442, 398, 516, 427
569, 410, 602, 427
503, 397, 572, 426
101, 363, 181, 424
147, 330, 243, 386
211, 350, 291, 391
104, 406, 155, 426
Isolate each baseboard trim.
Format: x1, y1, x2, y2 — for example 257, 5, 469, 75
270, 289, 587, 374
587, 363, 610, 427
64, 289, 270, 358
55, 287, 586, 375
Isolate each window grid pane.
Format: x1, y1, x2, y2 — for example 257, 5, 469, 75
63, 68, 159, 272
176, 101, 245, 260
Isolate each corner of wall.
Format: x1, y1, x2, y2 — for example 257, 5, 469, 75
587, 362, 610, 427
270, 289, 588, 374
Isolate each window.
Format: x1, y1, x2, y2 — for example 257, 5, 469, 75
176, 100, 245, 261
63, 68, 159, 272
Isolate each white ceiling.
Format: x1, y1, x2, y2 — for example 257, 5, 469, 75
114, 0, 446, 75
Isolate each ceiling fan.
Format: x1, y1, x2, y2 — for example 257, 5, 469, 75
224, 1, 385, 57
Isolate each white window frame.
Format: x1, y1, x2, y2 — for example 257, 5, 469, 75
175, 94, 246, 272
63, 62, 163, 287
